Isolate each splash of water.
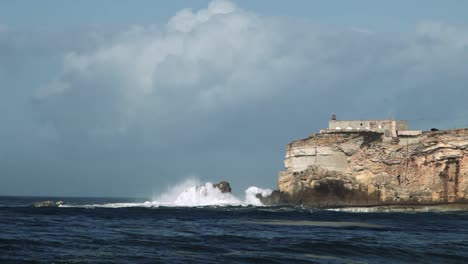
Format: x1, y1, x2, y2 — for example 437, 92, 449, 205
167, 181, 242, 206
152, 178, 272, 206
244, 186, 272, 206
66, 178, 272, 208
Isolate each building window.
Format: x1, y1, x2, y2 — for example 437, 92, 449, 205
360, 123, 363, 126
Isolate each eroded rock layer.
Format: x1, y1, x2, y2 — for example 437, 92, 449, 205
268, 129, 468, 207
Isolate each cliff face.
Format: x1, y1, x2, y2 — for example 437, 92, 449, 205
271, 129, 468, 207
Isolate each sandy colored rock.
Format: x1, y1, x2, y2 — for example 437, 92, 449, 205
272, 129, 468, 207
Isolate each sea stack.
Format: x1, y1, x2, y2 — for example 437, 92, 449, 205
213, 181, 232, 193
264, 116, 468, 207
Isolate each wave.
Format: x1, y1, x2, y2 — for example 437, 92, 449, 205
62, 178, 272, 208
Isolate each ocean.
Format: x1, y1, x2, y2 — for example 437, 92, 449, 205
1, 182, 468, 263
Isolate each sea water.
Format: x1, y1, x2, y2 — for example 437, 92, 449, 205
1, 180, 467, 263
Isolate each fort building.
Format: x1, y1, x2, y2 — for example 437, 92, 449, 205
328, 119, 408, 137
321, 114, 421, 140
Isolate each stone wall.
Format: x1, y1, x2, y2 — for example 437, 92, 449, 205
284, 145, 349, 172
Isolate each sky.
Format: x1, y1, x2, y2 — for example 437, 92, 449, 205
1, 0, 468, 197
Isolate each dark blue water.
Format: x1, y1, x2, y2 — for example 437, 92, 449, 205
1, 197, 468, 263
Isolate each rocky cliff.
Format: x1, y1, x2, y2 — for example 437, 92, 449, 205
264, 129, 468, 207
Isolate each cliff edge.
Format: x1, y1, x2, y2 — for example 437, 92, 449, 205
264, 128, 468, 207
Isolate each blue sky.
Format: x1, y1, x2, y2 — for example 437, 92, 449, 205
1, 0, 468, 197
2, 0, 468, 30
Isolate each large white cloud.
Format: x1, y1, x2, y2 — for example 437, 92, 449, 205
35, 0, 306, 138
35, 0, 468, 141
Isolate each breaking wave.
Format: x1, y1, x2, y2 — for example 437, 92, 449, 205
64, 178, 272, 208
162, 179, 241, 206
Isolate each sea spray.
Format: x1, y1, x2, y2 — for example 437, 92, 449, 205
152, 177, 203, 205
172, 182, 241, 206
244, 186, 273, 206
68, 178, 273, 208
152, 178, 272, 206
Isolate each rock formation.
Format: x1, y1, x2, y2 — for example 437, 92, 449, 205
263, 129, 468, 207
213, 181, 232, 193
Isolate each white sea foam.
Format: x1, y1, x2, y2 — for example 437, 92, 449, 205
244, 186, 272, 206
171, 181, 242, 206
65, 178, 272, 208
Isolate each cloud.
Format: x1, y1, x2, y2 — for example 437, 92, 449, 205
167, 0, 237, 32
35, 0, 310, 140
34, 1, 468, 144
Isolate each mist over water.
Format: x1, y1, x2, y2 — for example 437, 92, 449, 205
62, 178, 272, 208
